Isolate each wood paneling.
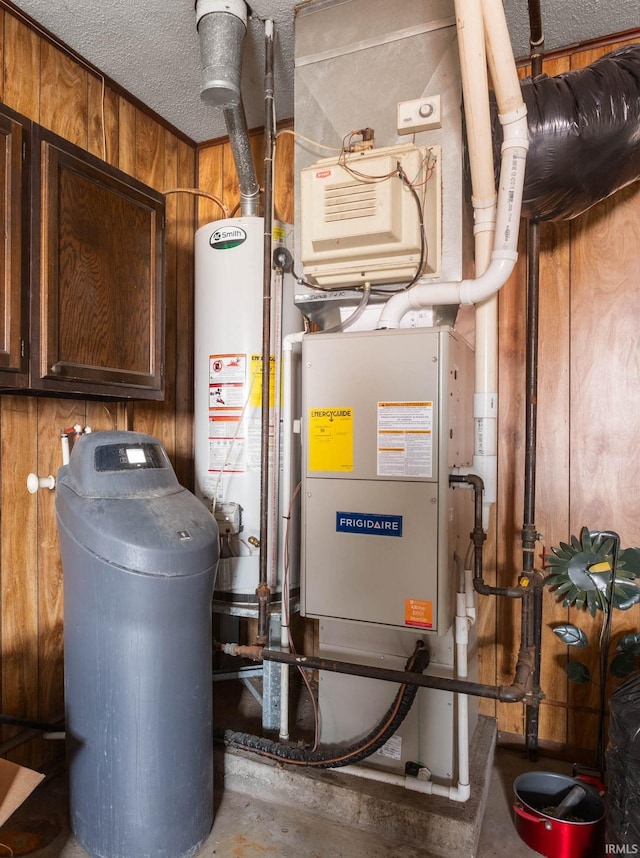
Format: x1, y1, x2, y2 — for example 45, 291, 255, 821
0, 7, 197, 766
0, 2, 636, 765
495, 38, 640, 751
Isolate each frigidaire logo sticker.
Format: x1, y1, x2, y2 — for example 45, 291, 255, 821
336, 511, 403, 537
209, 225, 247, 250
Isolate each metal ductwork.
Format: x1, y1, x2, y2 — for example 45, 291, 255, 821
196, 0, 260, 216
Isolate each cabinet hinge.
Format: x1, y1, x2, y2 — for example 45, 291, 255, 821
22, 141, 27, 161
20, 338, 25, 358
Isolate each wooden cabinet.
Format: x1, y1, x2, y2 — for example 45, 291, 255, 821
30, 126, 165, 400
0, 107, 166, 401
0, 104, 30, 390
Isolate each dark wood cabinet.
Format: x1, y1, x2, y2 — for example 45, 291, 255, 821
30, 126, 165, 399
0, 107, 165, 401
0, 104, 30, 389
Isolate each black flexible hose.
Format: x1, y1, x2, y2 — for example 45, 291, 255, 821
216, 642, 430, 769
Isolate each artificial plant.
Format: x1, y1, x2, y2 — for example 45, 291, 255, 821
544, 527, 640, 683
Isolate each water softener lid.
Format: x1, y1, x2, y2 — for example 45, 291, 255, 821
55, 431, 219, 575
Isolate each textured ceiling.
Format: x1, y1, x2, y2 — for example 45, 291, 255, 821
6, 0, 638, 143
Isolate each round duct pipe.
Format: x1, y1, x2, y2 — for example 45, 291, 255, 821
196, 0, 248, 106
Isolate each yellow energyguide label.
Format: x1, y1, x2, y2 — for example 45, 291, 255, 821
308, 407, 353, 472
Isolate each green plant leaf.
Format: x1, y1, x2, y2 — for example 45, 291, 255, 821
619, 547, 640, 578
544, 573, 569, 588
565, 661, 591, 683
610, 652, 637, 679
596, 537, 615, 557
562, 585, 580, 607
553, 624, 589, 647
613, 581, 640, 610
616, 632, 640, 653
581, 527, 592, 552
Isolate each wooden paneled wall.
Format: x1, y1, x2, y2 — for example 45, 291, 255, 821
489, 36, 640, 754
0, 1, 637, 769
0, 7, 196, 766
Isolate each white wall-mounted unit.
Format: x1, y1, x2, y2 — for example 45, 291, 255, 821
294, 0, 472, 327
300, 143, 441, 289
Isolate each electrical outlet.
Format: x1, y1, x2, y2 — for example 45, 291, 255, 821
397, 95, 442, 134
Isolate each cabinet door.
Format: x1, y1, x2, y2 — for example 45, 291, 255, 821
31, 126, 165, 400
0, 106, 29, 388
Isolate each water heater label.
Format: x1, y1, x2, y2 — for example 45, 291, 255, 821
336, 511, 403, 537
209, 225, 247, 250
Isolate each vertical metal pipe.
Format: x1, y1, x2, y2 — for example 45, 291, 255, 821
524, 0, 545, 760
256, 20, 276, 646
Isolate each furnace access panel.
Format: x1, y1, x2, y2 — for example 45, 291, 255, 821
301, 326, 474, 634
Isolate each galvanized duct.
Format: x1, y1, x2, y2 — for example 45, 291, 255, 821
196, 0, 260, 216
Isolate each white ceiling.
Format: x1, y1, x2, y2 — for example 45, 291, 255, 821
7, 0, 639, 143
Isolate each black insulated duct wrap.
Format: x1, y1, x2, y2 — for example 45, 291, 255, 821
489, 44, 640, 222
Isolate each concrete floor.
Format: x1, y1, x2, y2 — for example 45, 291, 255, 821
0, 672, 605, 858
0, 733, 580, 858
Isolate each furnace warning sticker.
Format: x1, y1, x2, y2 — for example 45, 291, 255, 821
308, 407, 353, 472
377, 401, 433, 478
405, 598, 433, 630
209, 354, 246, 409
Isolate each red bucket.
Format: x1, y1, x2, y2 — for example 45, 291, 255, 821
513, 771, 605, 858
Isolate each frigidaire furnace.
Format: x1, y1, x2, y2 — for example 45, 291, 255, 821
301, 326, 477, 783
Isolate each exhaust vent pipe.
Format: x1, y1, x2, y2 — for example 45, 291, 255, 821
196, 0, 247, 106
196, 0, 260, 216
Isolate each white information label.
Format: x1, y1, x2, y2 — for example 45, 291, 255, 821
376, 734, 403, 760
377, 401, 433, 478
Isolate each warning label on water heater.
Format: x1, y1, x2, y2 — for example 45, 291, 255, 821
377, 401, 433, 478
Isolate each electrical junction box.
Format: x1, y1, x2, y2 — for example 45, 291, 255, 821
299, 143, 441, 289
300, 326, 474, 636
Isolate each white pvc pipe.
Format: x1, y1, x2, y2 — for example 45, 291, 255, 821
340, 592, 474, 803
376, 117, 527, 330
279, 331, 304, 741
377, 0, 528, 532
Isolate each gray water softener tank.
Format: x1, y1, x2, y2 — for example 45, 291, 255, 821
56, 431, 219, 858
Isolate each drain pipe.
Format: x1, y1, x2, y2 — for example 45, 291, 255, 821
256, 18, 276, 645
523, 0, 546, 761
195, 0, 260, 217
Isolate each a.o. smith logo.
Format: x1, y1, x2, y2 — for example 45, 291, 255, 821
209, 225, 247, 250
336, 511, 403, 537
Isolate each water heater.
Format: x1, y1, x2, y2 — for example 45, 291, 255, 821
194, 217, 300, 604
